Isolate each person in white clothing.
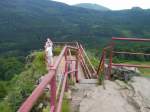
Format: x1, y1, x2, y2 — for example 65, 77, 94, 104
45, 38, 53, 68
45, 38, 53, 49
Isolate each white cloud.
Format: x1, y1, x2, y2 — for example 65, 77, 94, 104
53, 0, 150, 10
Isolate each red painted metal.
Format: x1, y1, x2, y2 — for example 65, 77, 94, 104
75, 59, 79, 82
97, 49, 107, 79
79, 46, 92, 78
97, 45, 112, 78
112, 63, 150, 68
97, 50, 105, 75
77, 43, 88, 79
56, 72, 68, 112
56, 69, 78, 112
18, 46, 68, 112
50, 106, 55, 112
103, 50, 106, 77
18, 42, 97, 112
108, 42, 114, 80
54, 42, 77, 44
50, 74, 57, 112
103, 46, 112, 50
110, 37, 150, 77
97, 45, 114, 79
79, 58, 89, 79
80, 44, 96, 76
112, 37, 150, 42
18, 45, 79, 112
76, 42, 92, 79
67, 59, 77, 61
71, 61, 75, 82
79, 49, 91, 78
113, 51, 150, 56
75, 48, 79, 82
64, 49, 68, 92
67, 45, 78, 50
97, 37, 150, 80
67, 69, 78, 74
77, 43, 91, 78
18, 70, 56, 112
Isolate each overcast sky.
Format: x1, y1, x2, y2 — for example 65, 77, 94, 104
53, 0, 150, 10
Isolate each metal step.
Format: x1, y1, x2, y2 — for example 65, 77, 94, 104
79, 79, 98, 84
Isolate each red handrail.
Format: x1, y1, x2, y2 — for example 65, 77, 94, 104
76, 43, 91, 78
79, 44, 97, 77
18, 42, 99, 112
18, 70, 56, 112
18, 46, 79, 112
113, 51, 150, 56
112, 63, 150, 68
109, 37, 150, 78
112, 37, 150, 42
56, 72, 68, 112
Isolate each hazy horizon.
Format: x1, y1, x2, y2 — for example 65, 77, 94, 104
53, 0, 150, 10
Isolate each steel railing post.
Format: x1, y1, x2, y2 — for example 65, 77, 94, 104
65, 61, 68, 92
103, 50, 106, 78
75, 60, 79, 82
75, 48, 79, 82
65, 48, 68, 92
50, 70, 56, 112
107, 42, 114, 80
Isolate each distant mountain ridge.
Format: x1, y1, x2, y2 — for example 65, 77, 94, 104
0, 0, 150, 57
73, 3, 110, 11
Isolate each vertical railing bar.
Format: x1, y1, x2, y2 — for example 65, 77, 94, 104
97, 50, 105, 75
56, 72, 67, 112
80, 44, 97, 75
78, 48, 91, 78
78, 50, 89, 78
107, 42, 114, 80
50, 74, 56, 112
79, 59, 89, 79
75, 48, 79, 82
64, 47, 69, 92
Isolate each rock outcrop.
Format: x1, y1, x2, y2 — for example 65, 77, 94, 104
79, 77, 150, 112
111, 66, 140, 81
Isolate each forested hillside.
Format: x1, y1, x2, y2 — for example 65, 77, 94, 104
0, 0, 150, 85
74, 3, 110, 11
0, 0, 150, 57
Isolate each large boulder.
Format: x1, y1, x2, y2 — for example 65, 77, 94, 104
111, 66, 140, 81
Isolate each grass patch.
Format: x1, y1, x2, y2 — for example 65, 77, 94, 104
42, 96, 71, 112
62, 98, 70, 112
53, 47, 62, 56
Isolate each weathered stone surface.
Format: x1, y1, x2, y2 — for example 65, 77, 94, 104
79, 81, 136, 112
128, 77, 150, 112
70, 83, 96, 112
79, 77, 150, 112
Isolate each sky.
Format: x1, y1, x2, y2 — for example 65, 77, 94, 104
53, 0, 150, 10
